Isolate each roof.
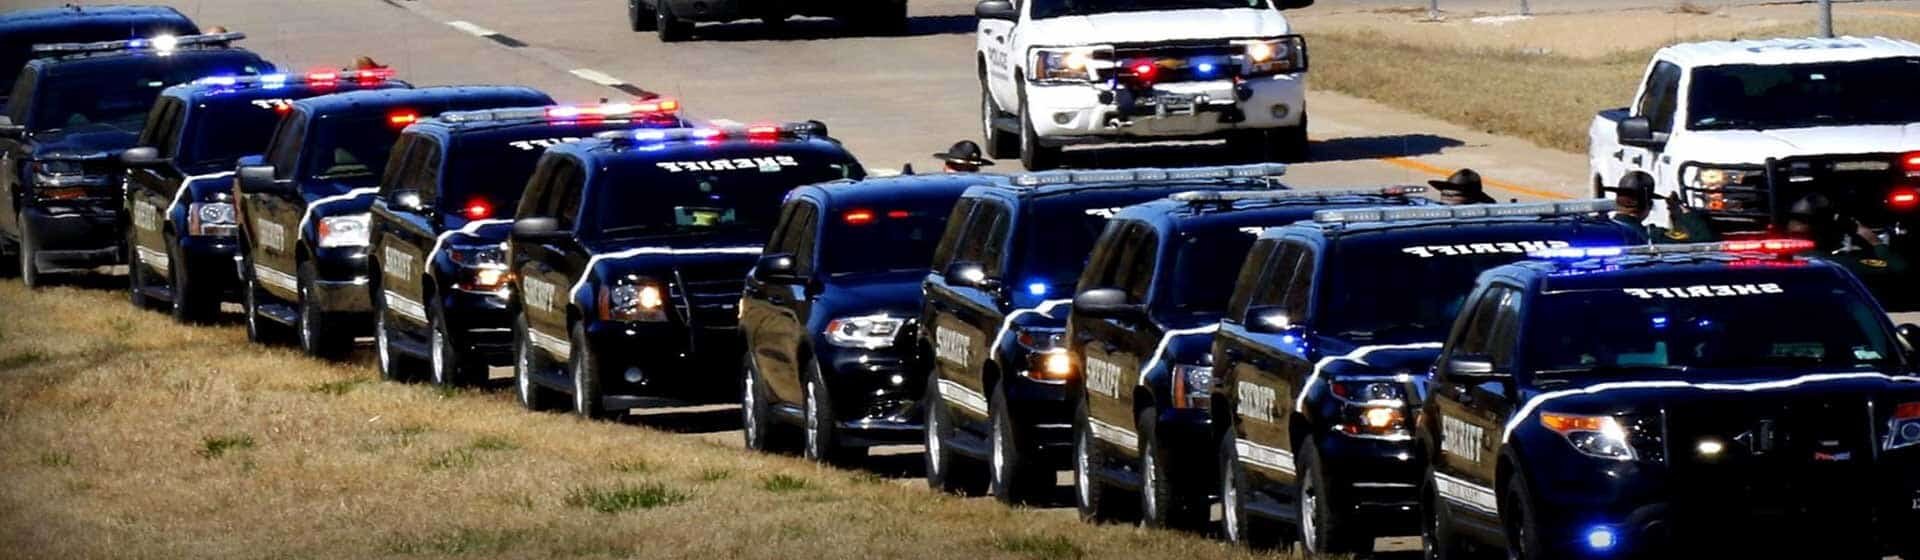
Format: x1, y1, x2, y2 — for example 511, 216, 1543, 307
803, 173, 1012, 208
291, 86, 552, 116
0, 5, 192, 31
1657, 36, 1920, 68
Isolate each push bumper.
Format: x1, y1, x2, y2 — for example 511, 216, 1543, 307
1025, 74, 1306, 144
21, 205, 123, 269
1318, 431, 1422, 529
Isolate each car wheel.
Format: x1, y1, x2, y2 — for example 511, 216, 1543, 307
569, 322, 615, 420
981, 77, 1018, 160
514, 315, 563, 412
1298, 441, 1367, 555
742, 354, 797, 453
297, 261, 352, 360
19, 211, 43, 289
1422, 469, 1469, 560
167, 239, 217, 323
1017, 88, 1063, 171
925, 372, 985, 495
655, 1, 691, 42
1219, 423, 1287, 548
988, 382, 1047, 504
1073, 395, 1131, 522
628, 0, 658, 31
429, 295, 485, 387
803, 360, 866, 466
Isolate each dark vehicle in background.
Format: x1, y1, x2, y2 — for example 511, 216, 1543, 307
234, 85, 554, 359
370, 100, 685, 386
1210, 201, 1638, 554
0, 4, 198, 111
123, 71, 408, 322
739, 173, 1009, 464
1067, 187, 1432, 529
627, 0, 907, 42
1420, 240, 1920, 559
508, 123, 863, 419
916, 164, 1287, 504
0, 33, 270, 287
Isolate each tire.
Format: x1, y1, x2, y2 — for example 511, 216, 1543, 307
243, 270, 289, 345
1138, 407, 1206, 530
167, 238, 217, 323
925, 372, 986, 495
374, 305, 420, 382
569, 322, 616, 420
988, 382, 1048, 504
655, 1, 691, 42
19, 211, 43, 289
297, 261, 353, 360
628, 0, 657, 31
1017, 88, 1063, 171
980, 77, 1018, 160
742, 355, 798, 453
1220, 424, 1288, 549
514, 315, 564, 412
1422, 469, 1468, 560
429, 295, 486, 387
127, 227, 152, 310
1073, 395, 1130, 522
1297, 441, 1368, 555
802, 360, 866, 466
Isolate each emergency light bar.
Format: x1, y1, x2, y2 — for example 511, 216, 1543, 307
1012, 163, 1288, 187
32, 32, 246, 55
192, 68, 394, 88
594, 121, 824, 145
1313, 199, 1616, 224
1531, 239, 1816, 260
438, 99, 680, 124
1171, 185, 1425, 204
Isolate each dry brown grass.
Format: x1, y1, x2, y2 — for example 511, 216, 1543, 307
0, 282, 1299, 559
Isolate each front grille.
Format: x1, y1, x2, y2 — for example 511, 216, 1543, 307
1663, 397, 1876, 528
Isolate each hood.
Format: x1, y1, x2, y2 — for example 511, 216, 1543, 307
818, 271, 926, 317
28, 122, 140, 159
1024, 8, 1290, 47
1681, 124, 1920, 163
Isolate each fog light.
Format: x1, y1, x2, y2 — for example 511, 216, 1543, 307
1270, 104, 1291, 119
1053, 112, 1073, 126
623, 367, 644, 384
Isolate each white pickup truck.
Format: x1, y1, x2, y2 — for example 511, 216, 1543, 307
1590, 36, 1920, 234
974, 0, 1313, 170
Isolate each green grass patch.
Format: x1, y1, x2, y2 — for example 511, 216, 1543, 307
197, 434, 256, 459
991, 534, 1085, 560
564, 483, 689, 514
759, 474, 813, 493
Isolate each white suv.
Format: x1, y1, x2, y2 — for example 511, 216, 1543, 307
975, 0, 1313, 170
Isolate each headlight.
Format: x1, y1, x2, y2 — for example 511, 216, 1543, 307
603, 282, 667, 323
1541, 412, 1635, 461
1029, 46, 1111, 83
1171, 364, 1214, 409
188, 202, 237, 236
1234, 36, 1307, 76
316, 214, 371, 248
823, 314, 905, 349
1331, 381, 1407, 437
1680, 164, 1764, 211
1886, 402, 1920, 451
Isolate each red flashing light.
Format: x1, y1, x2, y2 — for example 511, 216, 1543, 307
1722, 238, 1815, 253
1889, 187, 1919, 211
388, 112, 419, 126
886, 210, 911, 219
462, 198, 494, 220
843, 209, 875, 225
1897, 402, 1920, 420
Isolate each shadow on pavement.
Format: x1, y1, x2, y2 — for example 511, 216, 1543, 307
677, 15, 974, 42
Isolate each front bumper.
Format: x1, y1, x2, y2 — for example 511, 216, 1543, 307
1025, 74, 1305, 144
1319, 431, 1422, 528
21, 205, 123, 269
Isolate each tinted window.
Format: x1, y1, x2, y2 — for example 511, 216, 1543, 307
820, 200, 957, 276
22, 54, 268, 131
1688, 57, 1920, 130
585, 150, 859, 238
175, 95, 295, 168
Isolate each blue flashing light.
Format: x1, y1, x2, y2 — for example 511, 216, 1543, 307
1027, 282, 1050, 297
1584, 526, 1618, 552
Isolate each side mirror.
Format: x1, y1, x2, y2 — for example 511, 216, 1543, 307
1073, 287, 1146, 319
945, 261, 1002, 291
387, 190, 429, 214
237, 164, 292, 195
1444, 354, 1509, 382
120, 146, 164, 169
1617, 116, 1666, 149
975, 0, 1017, 20
753, 253, 802, 284
512, 216, 569, 242
1273, 0, 1315, 8
1245, 306, 1294, 334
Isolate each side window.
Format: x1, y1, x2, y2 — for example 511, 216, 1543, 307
1485, 288, 1525, 369
264, 113, 308, 180
791, 202, 820, 277
1280, 246, 1316, 322
930, 199, 977, 272
1251, 243, 1304, 309
552, 161, 586, 230
1227, 238, 1278, 322
1119, 227, 1158, 304
1636, 61, 1683, 133
403, 141, 442, 202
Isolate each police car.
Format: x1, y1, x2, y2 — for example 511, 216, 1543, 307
739, 173, 1007, 464
509, 123, 863, 419
234, 86, 554, 359
0, 32, 270, 287
0, 4, 198, 111
370, 99, 685, 386
122, 71, 408, 322
1418, 240, 1920, 559
1067, 186, 1432, 528
917, 163, 1285, 503
1211, 201, 1640, 554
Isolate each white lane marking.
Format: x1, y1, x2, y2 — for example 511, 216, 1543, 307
1501, 372, 1920, 443
1435, 472, 1499, 514
988, 298, 1072, 353
1294, 342, 1445, 412
570, 68, 626, 87
937, 379, 989, 415
1087, 417, 1138, 448
254, 264, 298, 292
445, 20, 499, 37
1235, 438, 1296, 475
531, 330, 571, 359
297, 187, 380, 242
565, 246, 764, 304
382, 290, 428, 323
136, 247, 170, 274
167, 171, 236, 222
1138, 324, 1221, 385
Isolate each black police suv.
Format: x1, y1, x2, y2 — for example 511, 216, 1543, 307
123, 71, 408, 322
917, 163, 1287, 504
739, 173, 1010, 464
234, 86, 554, 359
1419, 240, 1920, 559
370, 100, 686, 386
509, 123, 864, 419
628, 0, 907, 42
0, 33, 270, 287
0, 4, 198, 111
1068, 186, 1434, 528
1211, 200, 1643, 554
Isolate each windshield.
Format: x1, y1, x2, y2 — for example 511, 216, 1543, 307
1157, 228, 1256, 314
1689, 57, 1920, 130
1031, 0, 1269, 18
20, 56, 265, 131
1527, 277, 1900, 375
821, 205, 951, 276
176, 96, 287, 168
301, 113, 404, 192
589, 155, 860, 238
